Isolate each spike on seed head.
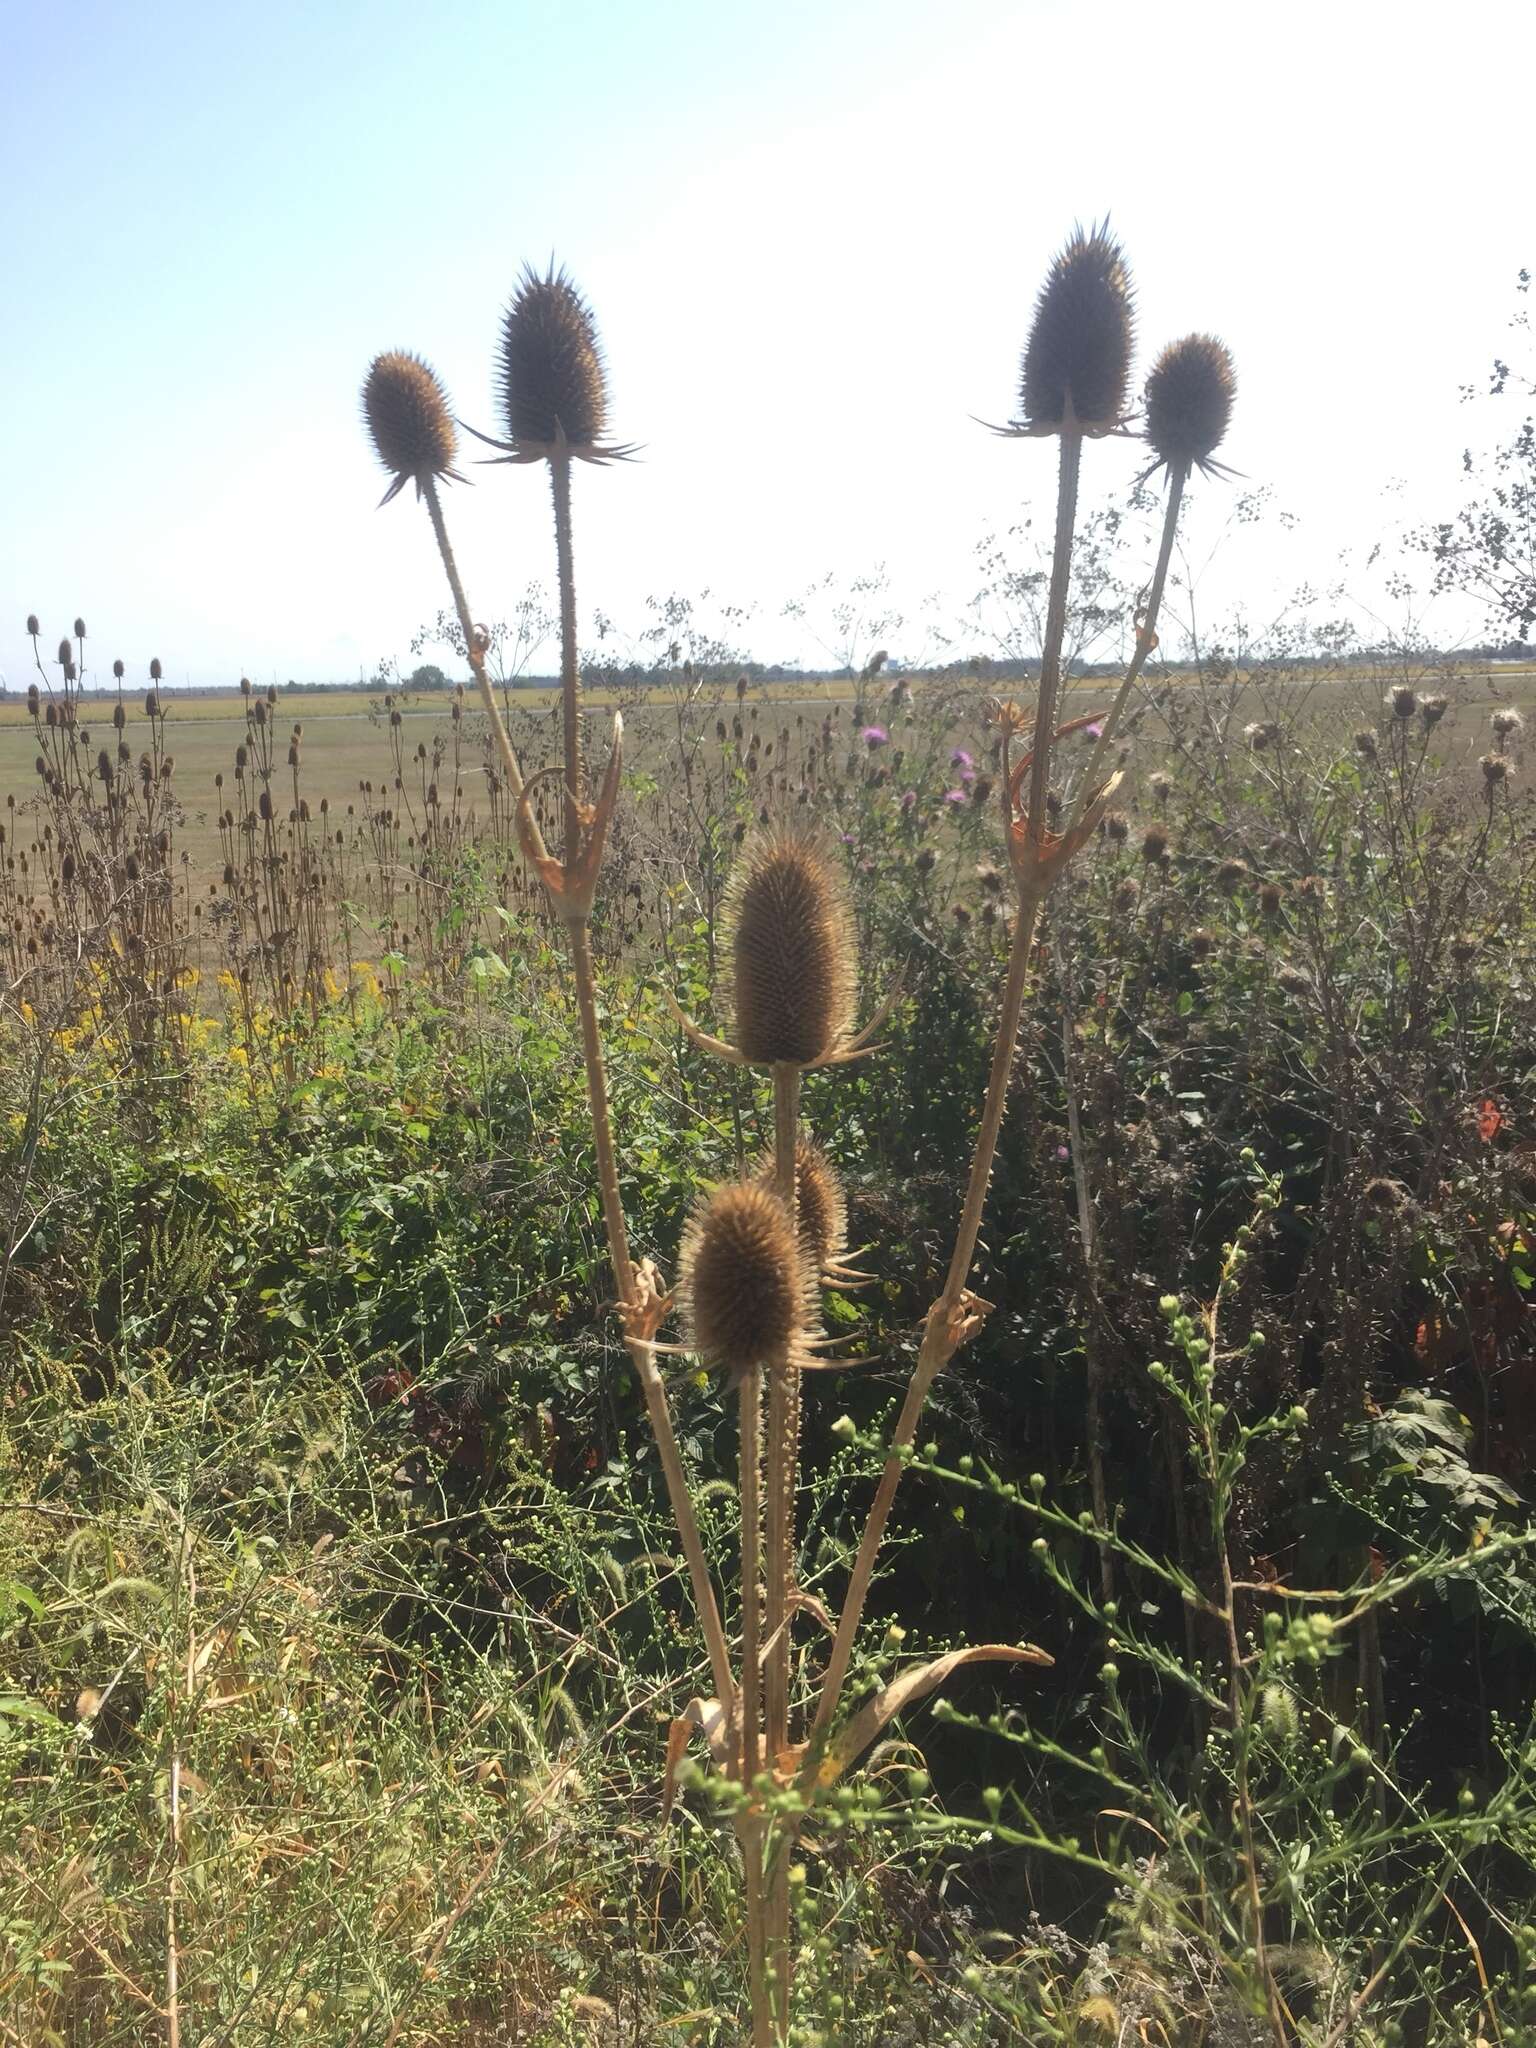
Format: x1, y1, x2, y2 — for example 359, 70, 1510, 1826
497, 263, 613, 455
677, 1181, 808, 1382
1019, 220, 1135, 434
1143, 334, 1235, 476
724, 831, 857, 1066
363, 351, 460, 506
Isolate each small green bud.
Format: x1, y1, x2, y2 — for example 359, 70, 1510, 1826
831, 1413, 855, 1441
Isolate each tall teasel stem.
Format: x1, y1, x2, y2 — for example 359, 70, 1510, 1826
1068, 459, 1187, 828
420, 477, 539, 836
549, 445, 583, 855
764, 1063, 801, 1762
808, 223, 1135, 1767
1026, 429, 1083, 837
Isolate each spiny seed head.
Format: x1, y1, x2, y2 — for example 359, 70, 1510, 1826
1481, 751, 1510, 785
362, 351, 460, 506
498, 263, 611, 453
1492, 707, 1523, 740
758, 1139, 848, 1274
1144, 334, 1235, 475
677, 1181, 807, 1381
1420, 694, 1448, 727
723, 831, 856, 1066
1019, 221, 1135, 434
1387, 686, 1417, 721
26, 614, 39, 636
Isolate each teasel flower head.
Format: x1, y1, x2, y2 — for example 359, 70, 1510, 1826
1006, 220, 1135, 438
677, 1180, 810, 1384
723, 831, 857, 1066
759, 1137, 849, 1277
362, 350, 465, 506
473, 262, 637, 465
1142, 334, 1237, 480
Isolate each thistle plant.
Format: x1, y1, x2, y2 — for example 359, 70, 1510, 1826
359, 221, 1234, 2045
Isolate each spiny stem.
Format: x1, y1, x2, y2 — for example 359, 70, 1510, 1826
550, 448, 582, 860
739, 1365, 763, 1788
809, 423, 1088, 1763
568, 921, 735, 1710
1070, 460, 1189, 827
764, 1064, 801, 1760
806, 885, 1044, 1769
421, 477, 539, 846
1027, 431, 1083, 840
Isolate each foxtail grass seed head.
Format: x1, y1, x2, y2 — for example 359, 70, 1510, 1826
1143, 334, 1235, 475
363, 350, 461, 505
497, 263, 612, 454
724, 831, 857, 1066
678, 1181, 807, 1382
1018, 221, 1135, 434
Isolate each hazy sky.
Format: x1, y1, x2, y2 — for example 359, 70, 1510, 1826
4, 0, 1532, 690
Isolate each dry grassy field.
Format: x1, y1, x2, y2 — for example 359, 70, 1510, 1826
6, 665, 1536, 895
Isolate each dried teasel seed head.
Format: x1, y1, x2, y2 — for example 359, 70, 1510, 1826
74, 616, 86, 639
497, 263, 612, 455
1216, 858, 1250, 891
362, 350, 460, 505
149, 658, 162, 681
758, 1138, 849, 1275
1386, 686, 1417, 721
26, 613, 39, 636
1143, 334, 1236, 476
1018, 220, 1135, 435
56, 638, 72, 665
1259, 881, 1284, 919
1140, 824, 1168, 863
1113, 875, 1141, 913
723, 831, 857, 1066
677, 1181, 808, 1382
112, 659, 124, 680
1102, 809, 1129, 843
1419, 694, 1448, 728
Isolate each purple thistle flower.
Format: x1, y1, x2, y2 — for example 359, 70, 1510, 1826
943, 788, 967, 805
1055, 1144, 1070, 1162
860, 725, 889, 748
950, 747, 973, 770
900, 788, 917, 810
1085, 722, 1103, 739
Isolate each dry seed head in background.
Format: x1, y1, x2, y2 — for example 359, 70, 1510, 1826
495, 263, 618, 458
758, 1137, 849, 1275
724, 832, 857, 1066
363, 351, 463, 506
677, 1181, 809, 1383
1142, 334, 1236, 476
1018, 221, 1135, 434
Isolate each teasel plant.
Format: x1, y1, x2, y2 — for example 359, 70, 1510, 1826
359, 225, 1229, 2045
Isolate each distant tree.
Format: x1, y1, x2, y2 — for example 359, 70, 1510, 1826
406, 663, 450, 691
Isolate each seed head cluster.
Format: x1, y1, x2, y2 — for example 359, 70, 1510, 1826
759, 1137, 848, 1275
724, 832, 856, 1066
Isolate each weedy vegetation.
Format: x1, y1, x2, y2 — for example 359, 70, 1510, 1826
4, 230, 1536, 2046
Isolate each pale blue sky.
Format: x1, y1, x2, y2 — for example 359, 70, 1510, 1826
3, 0, 1532, 689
